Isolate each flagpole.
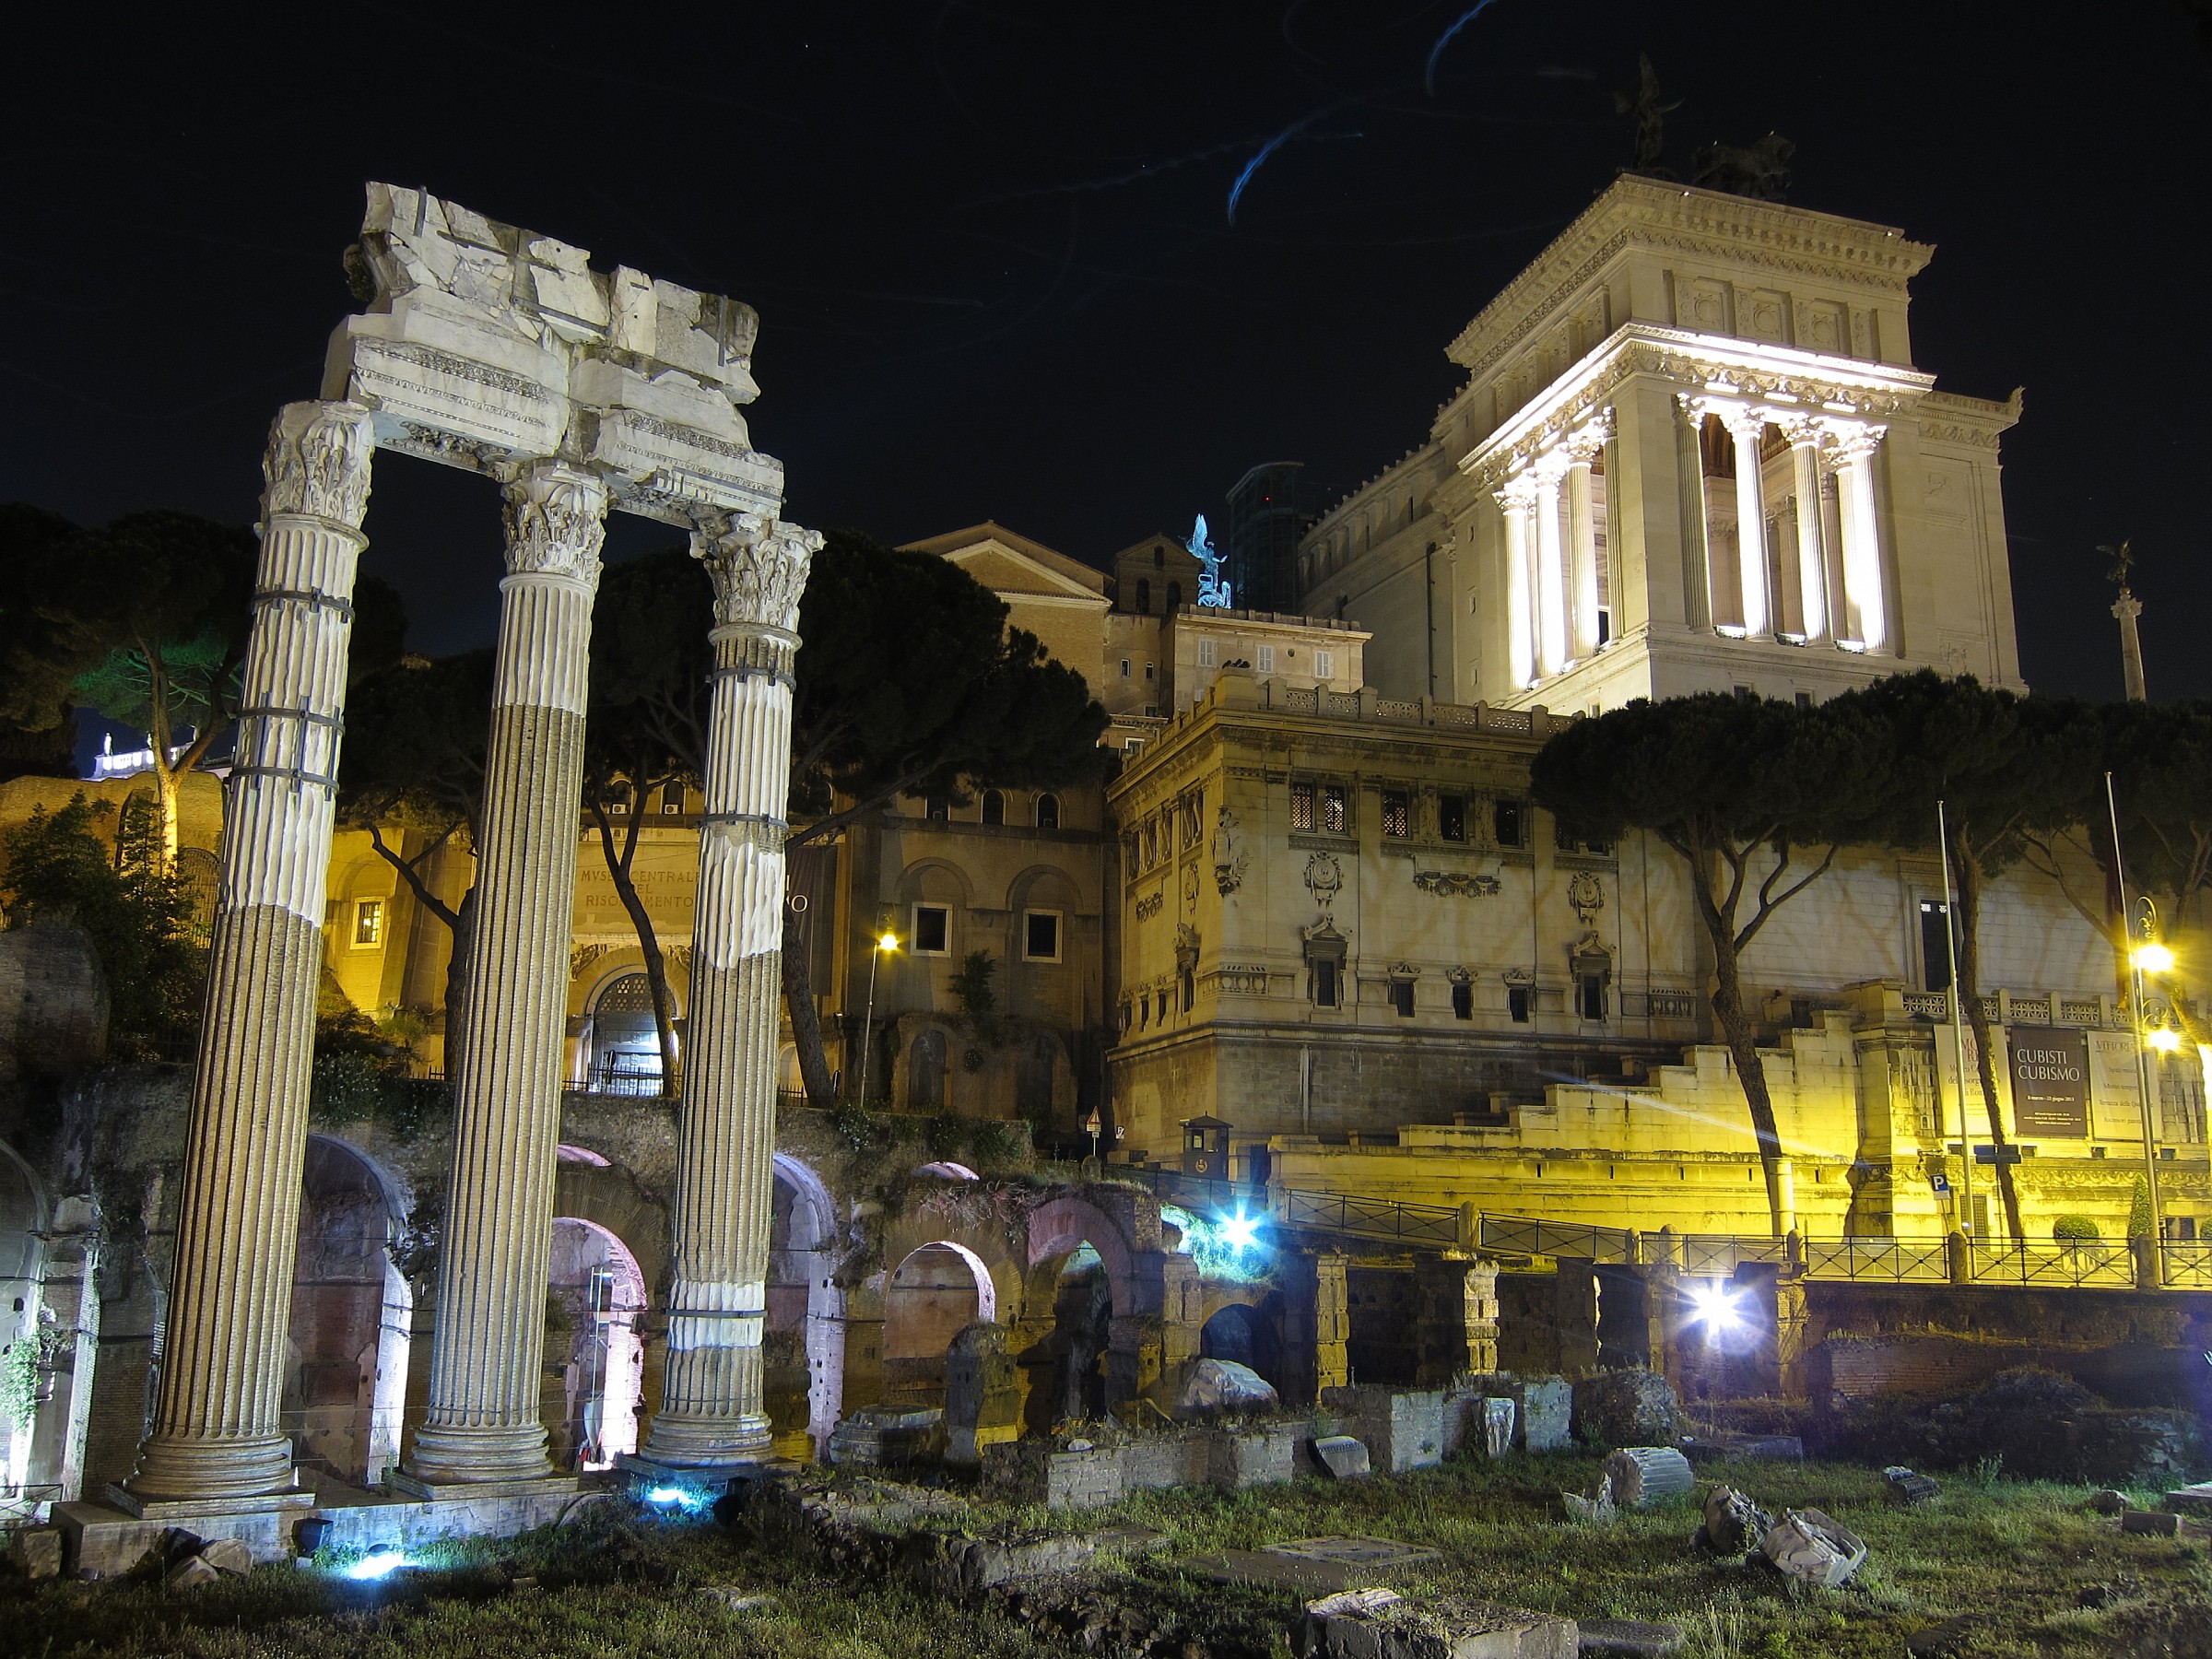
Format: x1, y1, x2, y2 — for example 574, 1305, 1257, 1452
1937, 800, 1975, 1241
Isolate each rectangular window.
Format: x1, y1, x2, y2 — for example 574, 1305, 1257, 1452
1794, 690, 1812, 710
1508, 984, 1531, 1023
1181, 968, 1194, 1012
1451, 981, 1473, 1020
1494, 797, 1526, 848
1390, 980, 1415, 1018
1313, 648, 1335, 679
1585, 838, 1611, 856
1920, 900, 1953, 994
353, 899, 383, 947
1312, 959, 1339, 1008
1579, 974, 1607, 1020
912, 904, 950, 955
1290, 782, 1315, 831
924, 795, 950, 821
1197, 638, 1216, 668
1321, 784, 1347, 835
1024, 911, 1062, 962
663, 790, 684, 815
1257, 644, 1277, 674
1555, 821, 1578, 852
1439, 795, 1466, 842
1382, 790, 1410, 839
1121, 658, 1131, 678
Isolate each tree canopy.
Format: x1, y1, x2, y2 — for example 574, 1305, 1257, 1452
1533, 691, 1886, 1235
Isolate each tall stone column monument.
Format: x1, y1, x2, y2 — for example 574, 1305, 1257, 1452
642, 512, 820, 1465
402, 463, 610, 1488
122, 402, 375, 1507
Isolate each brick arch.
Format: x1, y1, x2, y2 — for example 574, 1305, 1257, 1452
894, 856, 977, 909
880, 1209, 1023, 1324
550, 1157, 670, 1294
1023, 1193, 1138, 1318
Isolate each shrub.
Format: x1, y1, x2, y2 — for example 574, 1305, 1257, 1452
2052, 1214, 2101, 1241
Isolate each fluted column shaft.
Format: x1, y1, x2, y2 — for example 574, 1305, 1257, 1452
1832, 429, 1888, 652
1496, 484, 1535, 691
406, 463, 607, 1486
646, 514, 819, 1464
1533, 470, 1570, 678
1724, 414, 1771, 637
1786, 427, 1828, 641
1566, 455, 1601, 659
125, 402, 375, 1501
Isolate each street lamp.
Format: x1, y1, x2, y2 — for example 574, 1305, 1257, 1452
2107, 771, 2168, 1258
855, 929, 899, 1106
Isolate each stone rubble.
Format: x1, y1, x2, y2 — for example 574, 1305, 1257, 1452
9, 1528, 62, 1581
1690, 1485, 1773, 1556
1574, 1618, 1686, 1656
1561, 1474, 1616, 1524
1313, 1436, 1373, 1479
1571, 1371, 1681, 1448
1293, 1587, 1579, 1659
1883, 1465, 1941, 1505
1758, 1508, 1868, 1587
1176, 1359, 1280, 1419
2119, 1509, 2180, 1536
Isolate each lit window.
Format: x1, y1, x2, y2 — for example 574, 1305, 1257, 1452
1314, 648, 1335, 679
912, 905, 950, 955
353, 899, 383, 947
1321, 784, 1347, 835
1197, 638, 1216, 669
1256, 644, 1277, 674
1025, 911, 1062, 961
1035, 793, 1060, 830
1440, 795, 1466, 843
1290, 782, 1314, 831
1382, 790, 1410, 839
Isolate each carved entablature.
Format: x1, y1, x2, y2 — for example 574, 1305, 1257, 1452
1460, 324, 1934, 493
329, 182, 785, 524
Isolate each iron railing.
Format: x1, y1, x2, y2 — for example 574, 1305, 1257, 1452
1802, 1237, 1949, 1282
1477, 1212, 1637, 1265
1963, 1241, 2135, 1288
1676, 1233, 1788, 1277
1280, 1186, 1461, 1247
2159, 1241, 2212, 1289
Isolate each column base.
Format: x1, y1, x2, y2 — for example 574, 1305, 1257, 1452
117, 1432, 303, 1511
383, 1470, 583, 1503
617, 1451, 796, 1508
640, 1414, 773, 1467
402, 1422, 557, 1489
105, 1482, 315, 1521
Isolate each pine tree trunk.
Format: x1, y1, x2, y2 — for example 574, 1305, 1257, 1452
1951, 834, 2027, 1240
594, 807, 680, 1096
443, 883, 477, 1081
152, 760, 182, 872
1710, 943, 1789, 1239
782, 903, 836, 1107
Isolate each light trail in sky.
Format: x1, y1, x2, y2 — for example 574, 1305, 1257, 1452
1424, 0, 1506, 97
1226, 103, 1338, 224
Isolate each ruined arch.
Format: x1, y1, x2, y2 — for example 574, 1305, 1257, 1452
882, 1239, 996, 1406
285, 1135, 412, 1486
770, 1150, 846, 1456
546, 1217, 648, 1469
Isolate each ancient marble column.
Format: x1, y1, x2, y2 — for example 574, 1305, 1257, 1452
124, 402, 375, 1503
1532, 468, 1570, 678
642, 512, 818, 1465
1831, 427, 1888, 652
404, 462, 608, 1488
1783, 421, 1829, 641
1495, 482, 1536, 691
1724, 412, 1771, 637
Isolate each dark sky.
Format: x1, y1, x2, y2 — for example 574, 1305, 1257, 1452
6, 3, 2208, 699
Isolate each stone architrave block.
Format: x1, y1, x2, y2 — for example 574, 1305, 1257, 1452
1293, 1588, 1578, 1659
1571, 1370, 1681, 1447
2163, 1482, 2212, 1518
2121, 1510, 2181, 1537
9, 1529, 62, 1581
1205, 1422, 1305, 1490
1324, 1386, 1445, 1473
1313, 1436, 1373, 1478
1477, 1374, 1571, 1453
1759, 1510, 1867, 1587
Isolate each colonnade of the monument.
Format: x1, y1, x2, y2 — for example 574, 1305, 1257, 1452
120, 403, 815, 1509
1493, 394, 1891, 695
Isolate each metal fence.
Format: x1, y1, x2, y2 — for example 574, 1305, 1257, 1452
1477, 1212, 1637, 1265
1962, 1241, 2135, 1288
1677, 1233, 1789, 1277
1279, 1186, 1461, 1247
2159, 1241, 2212, 1289
1802, 1237, 1949, 1282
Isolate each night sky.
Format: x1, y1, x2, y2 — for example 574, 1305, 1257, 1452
6, 3, 2207, 699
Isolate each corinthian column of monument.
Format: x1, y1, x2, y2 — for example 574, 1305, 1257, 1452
641, 512, 820, 1465
122, 402, 376, 1507
402, 462, 609, 1488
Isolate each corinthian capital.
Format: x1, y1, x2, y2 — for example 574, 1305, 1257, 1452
1821, 420, 1887, 465
689, 510, 822, 633
500, 463, 609, 582
261, 401, 376, 528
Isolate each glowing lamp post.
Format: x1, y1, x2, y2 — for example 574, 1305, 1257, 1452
855, 929, 899, 1105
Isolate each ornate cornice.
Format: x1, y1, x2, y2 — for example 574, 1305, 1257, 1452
501, 463, 609, 582
262, 400, 375, 528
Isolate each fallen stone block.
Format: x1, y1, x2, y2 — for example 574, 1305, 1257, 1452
1193, 1537, 1440, 1595
1883, 1465, 1940, 1506
1324, 1386, 1445, 1473
2164, 1482, 2212, 1518
1293, 1587, 1578, 1659
1678, 1434, 1802, 1465
698, 1585, 776, 1613
2120, 1509, 2181, 1537
1313, 1436, 1372, 1478
9, 1529, 62, 1581
1759, 1509, 1867, 1588
2087, 1489, 2130, 1516
1600, 1448, 1693, 1510
198, 1537, 253, 1576
163, 1553, 222, 1592
1477, 1374, 1571, 1453
1694, 1486, 1772, 1557
1576, 1618, 1684, 1656
1178, 1358, 1280, 1419
1561, 1475, 1615, 1524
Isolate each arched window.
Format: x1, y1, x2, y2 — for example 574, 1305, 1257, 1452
1166, 582, 1182, 613
908, 1029, 947, 1110
981, 789, 1005, 825
1035, 793, 1061, 830
1136, 578, 1151, 615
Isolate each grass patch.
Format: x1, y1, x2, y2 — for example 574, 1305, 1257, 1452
3, 1458, 2207, 1658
